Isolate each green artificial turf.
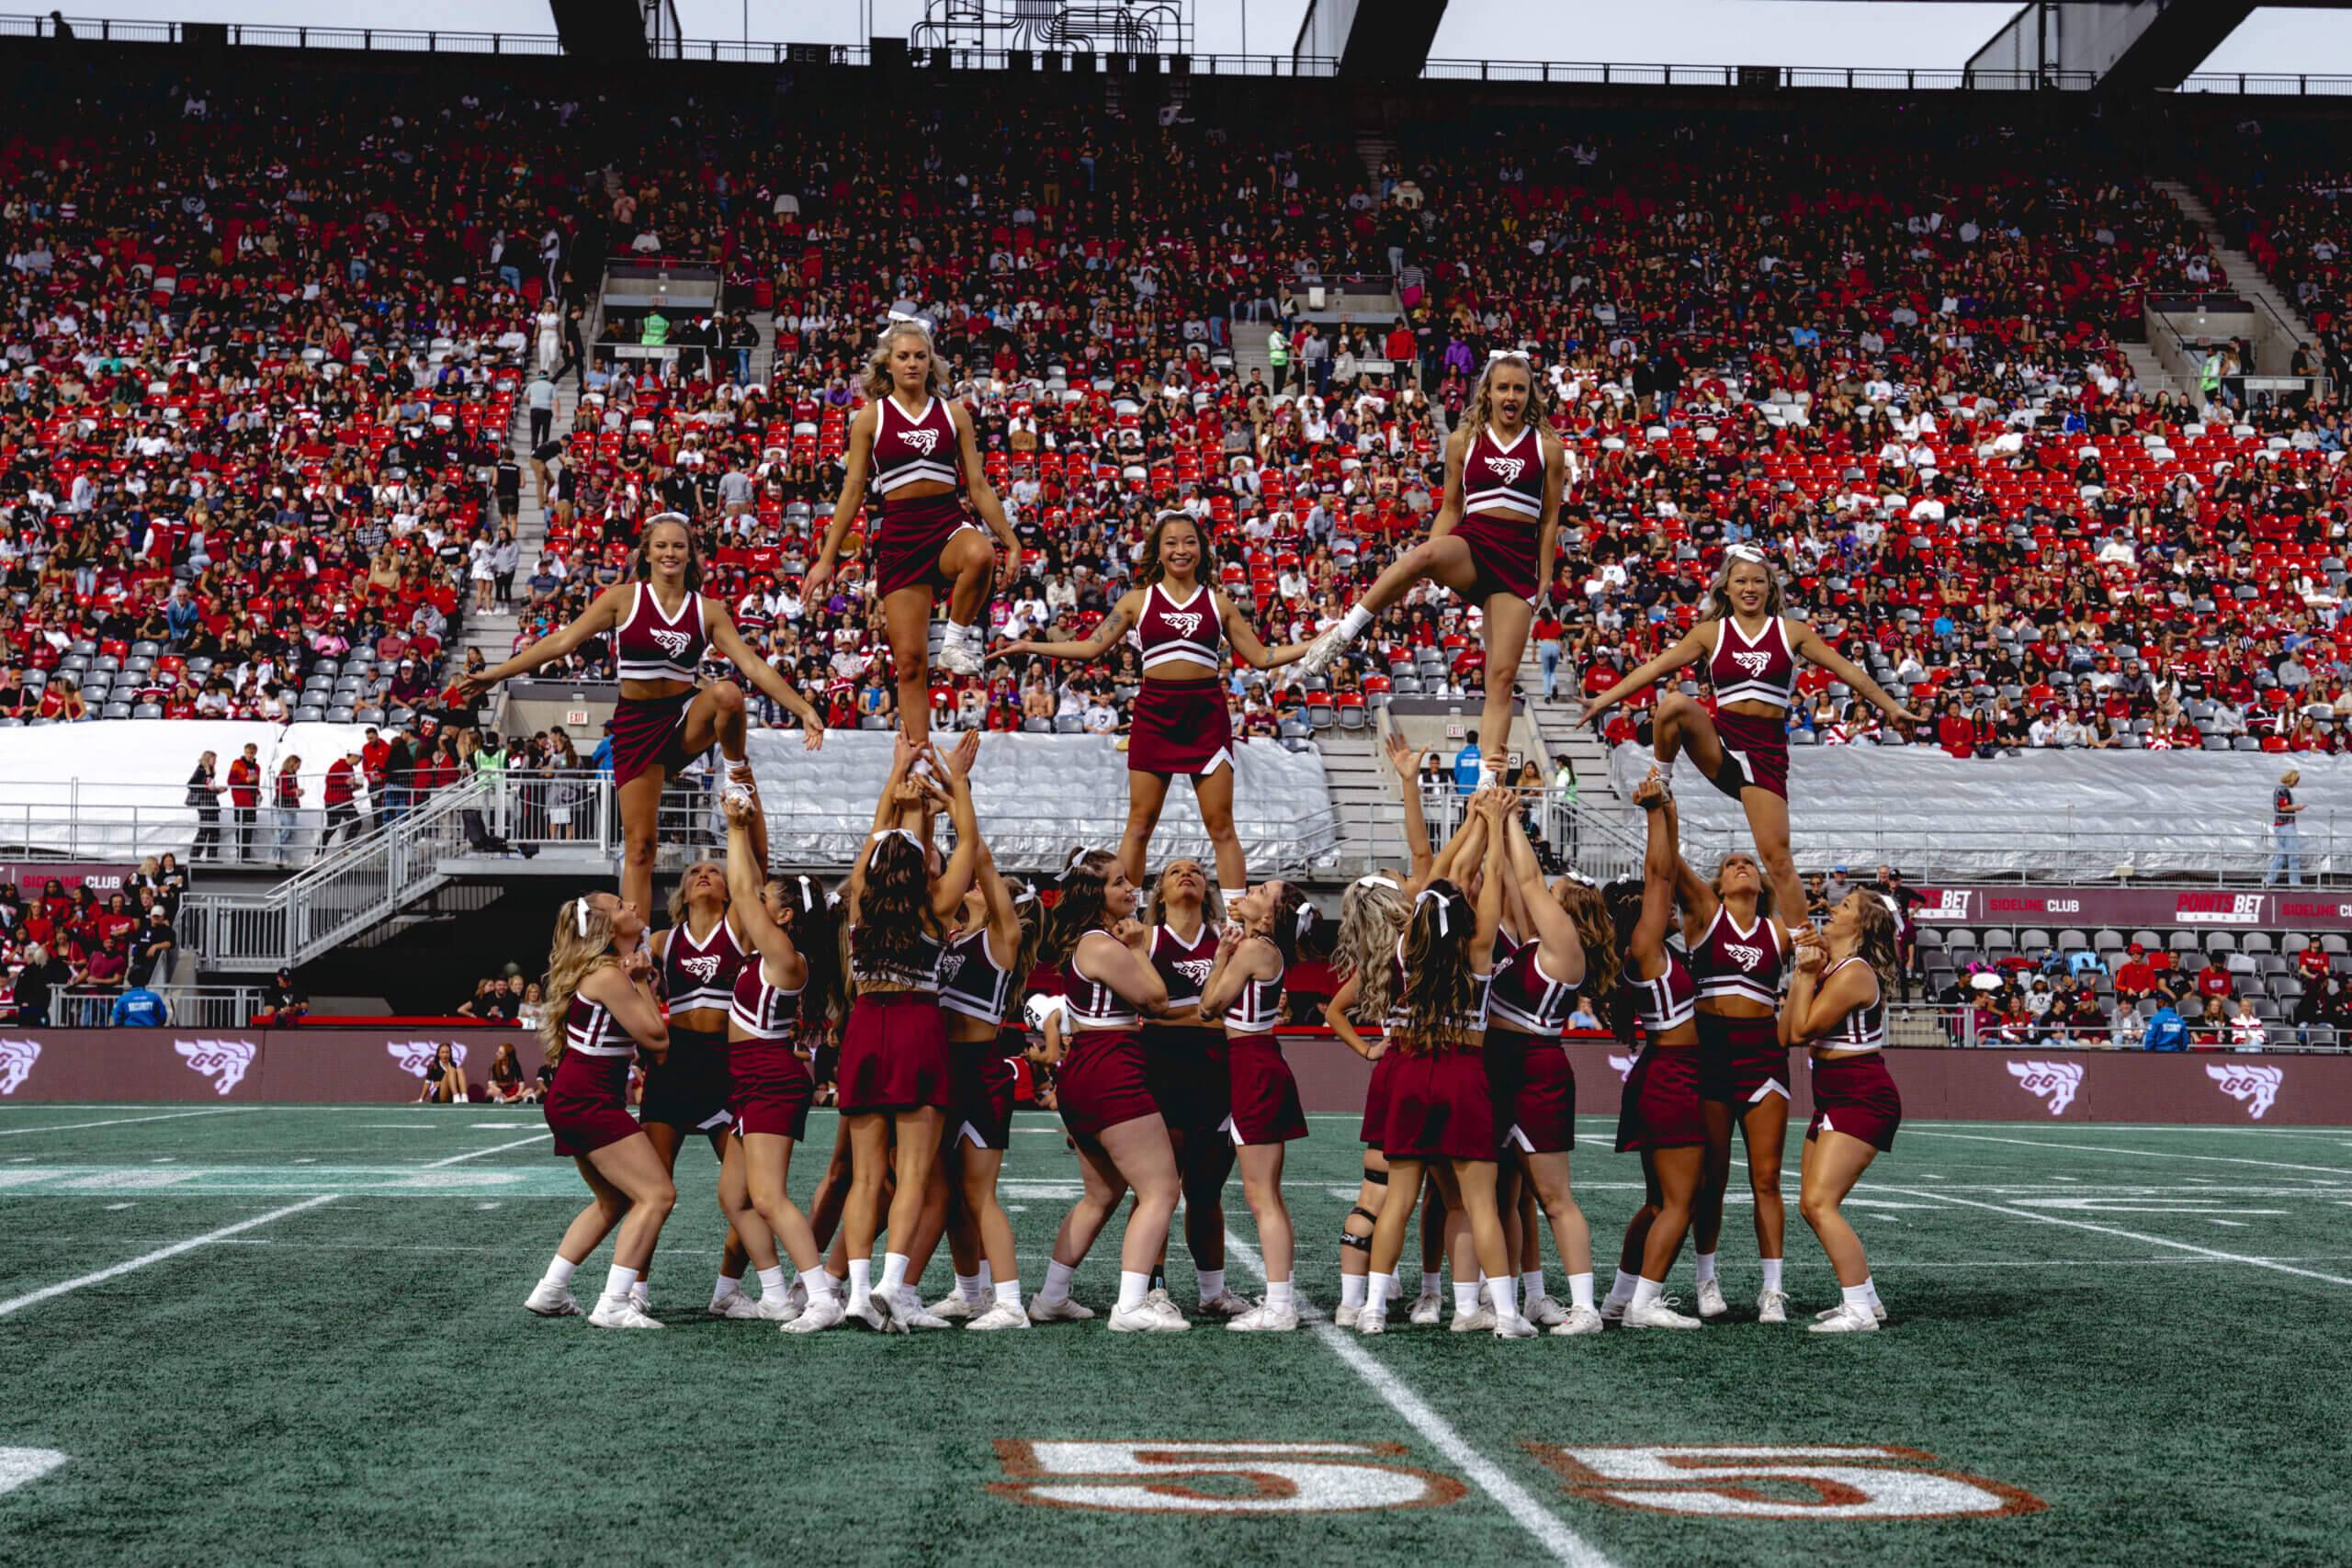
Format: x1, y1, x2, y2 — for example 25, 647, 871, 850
1, 1103, 2347, 1566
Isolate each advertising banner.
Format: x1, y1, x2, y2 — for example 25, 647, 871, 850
1912, 884, 2352, 934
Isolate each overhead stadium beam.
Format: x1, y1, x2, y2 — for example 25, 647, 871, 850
1293, 0, 1452, 79
546, 0, 671, 59
1965, 1, 2260, 93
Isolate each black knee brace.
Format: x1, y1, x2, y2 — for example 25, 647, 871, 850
1340, 1204, 1377, 1251
1362, 1165, 1388, 1186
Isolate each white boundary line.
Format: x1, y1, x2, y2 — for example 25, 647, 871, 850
0, 1194, 339, 1318
1900, 1127, 2352, 1176
422, 1133, 548, 1168
1875, 1187, 2352, 1287
0, 1108, 254, 1138
1218, 1227, 1615, 1568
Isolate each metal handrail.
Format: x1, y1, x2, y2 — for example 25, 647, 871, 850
38, 984, 268, 1029
1894, 999, 2346, 1053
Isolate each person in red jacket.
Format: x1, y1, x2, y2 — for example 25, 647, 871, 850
225, 743, 262, 862
323, 750, 363, 848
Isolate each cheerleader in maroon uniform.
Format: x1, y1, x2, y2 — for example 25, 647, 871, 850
1296, 353, 1569, 788
458, 515, 825, 916
1597, 775, 1709, 1329
523, 894, 677, 1330
1359, 788, 1532, 1338
1026, 851, 1186, 1333
713, 794, 848, 1333
835, 735, 983, 1331
804, 316, 1020, 744
1486, 807, 1611, 1337
995, 511, 1310, 901
1784, 893, 1903, 1333
1200, 877, 1310, 1330
1581, 546, 1919, 922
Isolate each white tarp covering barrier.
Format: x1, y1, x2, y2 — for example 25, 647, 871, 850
750, 731, 1340, 877
1612, 741, 2342, 882
0, 720, 383, 859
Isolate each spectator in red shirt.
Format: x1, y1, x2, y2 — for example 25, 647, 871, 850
2196, 963, 2236, 1006
323, 750, 363, 848
1533, 612, 1567, 699
225, 743, 262, 862
2297, 942, 2331, 983
2113, 943, 2158, 1005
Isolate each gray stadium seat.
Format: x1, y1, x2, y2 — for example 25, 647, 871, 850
2326, 935, 2350, 955
2058, 929, 2089, 951
1338, 703, 1367, 730
2020, 929, 2053, 951
860, 715, 891, 730
1306, 704, 1334, 731
2282, 934, 2310, 954
355, 707, 386, 726
325, 706, 356, 725
2241, 932, 2275, 954
1944, 930, 1977, 952
1023, 716, 1051, 734
1055, 715, 1084, 733
101, 702, 132, 719
2094, 930, 2125, 953
2206, 931, 2237, 953
292, 706, 325, 724
131, 704, 164, 719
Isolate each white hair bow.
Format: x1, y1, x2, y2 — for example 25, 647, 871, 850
870, 828, 922, 849
1724, 543, 1768, 564
886, 309, 933, 333
575, 898, 594, 939
1354, 874, 1399, 891
1415, 887, 1451, 937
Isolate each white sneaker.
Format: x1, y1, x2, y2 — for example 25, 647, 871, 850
1756, 1288, 1791, 1325
1027, 1293, 1096, 1324
1335, 1303, 1362, 1328
1695, 1278, 1728, 1319
1623, 1294, 1704, 1329
1108, 1302, 1191, 1333
1493, 1314, 1538, 1339
891, 1289, 953, 1330
708, 1292, 762, 1320
782, 1292, 844, 1334
930, 1292, 980, 1322
1356, 1309, 1388, 1336
1599, 1296, 1630, 1325
756, 1291, 804, 1324
1227, 1300, 1300, 1332
720, 782, 756, 813
1808, 1302, 1880, 1334
1145, 1286, 1189, 1327
588, 1293, 663, 1329
523, 1280, 580, 1317
842, 1294, 900, 1333
628, 1281, 652, 1315
1549, 1305, 1605, 1337
1198, 1288, 1253, 1319
1295, 624, 1349, 679
783, 1279, 809, 1317
1408, 1289, 1444, 1326
1525, 1293, 1568, 1329
965, 1302, 1032, 1331
1815, 1300, 1890, 1325
1449, 1306, 1498, 1334
936, 626, 983, 677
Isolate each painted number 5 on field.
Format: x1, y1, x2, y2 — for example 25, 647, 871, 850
991, 1440, 1464, 1513
1528, 1444, 2045, 1520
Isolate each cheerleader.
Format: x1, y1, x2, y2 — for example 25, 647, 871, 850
1200, 878, 1310, 1330
458, 514, 826, 916
1359, 788, 1530, 1338
803, 316, 1020, 743
1580, 545, 1920, 924
1784, 893, 1903, 1333
1598, 775, 1708, 1329
714, 794, 847, 1334
995, 511, 1311, 900
1295, 352, 1568, 788
1025, 851, 1185, 1332
1487, 807, 1608, 1336
523, 894, 677, 1330
1133, 861, 1246, 1319
836, 736, 982, 1331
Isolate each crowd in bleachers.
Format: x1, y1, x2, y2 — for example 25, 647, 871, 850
0, 859, 185, 1024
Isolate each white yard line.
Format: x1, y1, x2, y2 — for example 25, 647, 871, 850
421, 1133, 547, 1168
1876, 1186, 2352, 1287
0, 1108, 254, 1138
0, 1194, 339, 1318
1899, 1127, 2352, 1177
1219, 1227, 1615, 1568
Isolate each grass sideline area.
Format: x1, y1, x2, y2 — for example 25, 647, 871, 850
1, 1104, 2347, 1565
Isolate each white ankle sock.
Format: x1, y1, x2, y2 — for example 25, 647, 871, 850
1566, 1271, 1596, 1312
879, 1252, 910, 1297
1197, 1268, 1227, 1304
1117, 1270, 1151, 1312
1340, 1273, 1368, 1310
1266, 1278, 1295, 1310
709, 1273, 741, 1304
802, 1269, 838, 1301
1761, 1257, 1784, 1293
1694, 1252, 1718, 1286
977, 1260, 995, 1292
603, 1264, 639, 1302
955, 1271, 983, 1303
1491, 1274, 1521, 1322
846, 1258, 872, 1307
756, 1266, 786, 1294
1367, 1272, 1398, 1313
1632, 1277, 1664, 1309
1337, 603, 1373, 640
1843, 1278, 1875, 1311
542, 1256, 577, 1288
1419, 1270, 1442, 1297
1039, 1258, 1077, 1305
995, 1280, 1023, 1309
1865, 1280, 1883, 1310
1453, 1280, 1481, 1316
1607, 1268, 1639, 1307
1520, 1269, 1546, 1302
822, 1268, 846, 1291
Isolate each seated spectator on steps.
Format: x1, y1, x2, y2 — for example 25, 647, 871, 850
415, 1043, 469, 1104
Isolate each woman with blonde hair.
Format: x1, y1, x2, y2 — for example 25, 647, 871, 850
523, 893, 678, 1329
803, 316, 1021, 744
1296, 350, 1572, 786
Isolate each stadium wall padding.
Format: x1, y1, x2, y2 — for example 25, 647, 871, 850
0, 1030, 2341, 1126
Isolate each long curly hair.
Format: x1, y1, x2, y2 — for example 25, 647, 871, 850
1041, 850, 1121, 968
854, 837, 942, 990
1136, 510, 1215, 589
1395, 879, 1478, 1055
1468, 351, 1552, 439
539, 897, 616, 1067
1702, 548, 1786, 623
1555, 877, 1623, 999
1001, 877, 1048, 994
863, 318, 950, 402
1848, 893, 1899, 999
1332, 874, 1408, 1024
1260, 881, 1308, 968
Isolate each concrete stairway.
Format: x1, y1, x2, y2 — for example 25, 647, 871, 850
1316, 725, 1412, 876
2151, 177, 2319, 355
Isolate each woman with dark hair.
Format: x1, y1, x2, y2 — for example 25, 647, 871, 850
457, 513, 826, 915
1200, 876, 1308, 1330
186, 751, 223, 863
995, 509, 1310, 901
1783, 888, 1904, 1333
415, 1042, 469, 1104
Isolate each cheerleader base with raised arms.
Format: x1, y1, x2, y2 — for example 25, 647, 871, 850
1614, 1043, 1707, 1153
544, 1050, 640, 1157
1142, 1023, 1230, 1135
1808, 1052, 1904, 1152
639, 1025, 733, 1133
836, 991, 951, 1113
1699, 1010, 1792, 1106
729, 1039, 814, 1140
949, 1038, 1019, 1148
1055, 1028, 1160, 1143
1381, 1048, 1499, 1163
1223, 1037, 1307, 1145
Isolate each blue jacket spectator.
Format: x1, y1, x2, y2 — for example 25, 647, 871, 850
1453, 734, 1482, 795
112, 987, 171, 1027
2143, 1004, 2188, 1052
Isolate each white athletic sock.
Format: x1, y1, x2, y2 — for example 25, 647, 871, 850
879, 1252, 910, 1297
756, 1266, 786, 1294
1340, 1274, 1368, 1311
1865, 1280, 1883, 1311
1039, 1258, 1078, 1306
603, 1264, 639, 1302
1843, 1279, 1875, 1312
995, 1280, 1023, 1310
977, 1260, 995, 1292
802, 1269, 839, 1301
1566, 1271, 1596, 1312
1197, 1268, 1227, 1305
1694, 1251, 1719, 1286
846, 1258, 872, 1308
1521, 1269, 1546, 1303
822, 1268, 846, 1291
1367, 1272, 1398, 1313
1337, 603, 1374, 641
1632, 1277, 1664, 1309
1117, 1270, 1151, 1313
1267, 1278, 1295, 1310
710, 1274, 741, 1305
1419, 1269, 1442, 1298
542, 1256, 578, 1288
1453, 1280, 1481, 1316
1491, 1274, 1521, 1323
1607, 1268, 1639, 1307
1761, 1257, 1784, 1293
955, 1271, 984, 1303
